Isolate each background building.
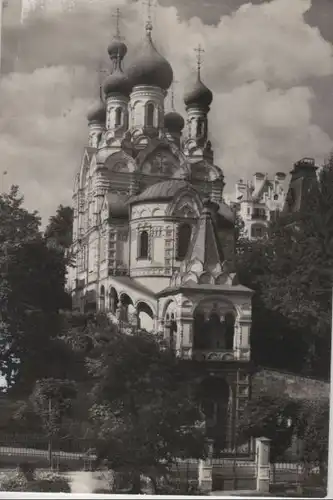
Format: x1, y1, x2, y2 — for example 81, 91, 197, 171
227, 172, 287, 239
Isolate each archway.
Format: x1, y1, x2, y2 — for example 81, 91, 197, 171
200, 377, 231, 454
109, 287, 118, 314
193, 300, 236, 351
100, 286, 105, 312
136, 302, 154, 332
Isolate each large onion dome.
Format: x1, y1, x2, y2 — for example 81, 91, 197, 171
164, 110, 185, 133
126, 23, 173, 91
184, 72, 213, 109
87, 98, 106, 124
103, 55, 132, 97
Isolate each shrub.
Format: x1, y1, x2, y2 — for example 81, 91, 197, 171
0, 470, 70, 493
34, 471, 71, 492
0, 472, 28, 491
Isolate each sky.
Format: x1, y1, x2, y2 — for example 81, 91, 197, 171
1, 0, 333, 224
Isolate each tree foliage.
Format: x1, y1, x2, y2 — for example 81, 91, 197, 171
59, 314, 206, 491
236, 160, 333, 377
44, 204, 73, 250
0, 187, 71, 393
238, 389, 329, 472
30, 378, 78, 436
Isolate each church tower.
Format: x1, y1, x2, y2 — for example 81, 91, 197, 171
183, 45, 214, 162
103, 11, 131, 142
126, 14, 173, 140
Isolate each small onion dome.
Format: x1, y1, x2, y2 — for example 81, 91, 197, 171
184, 74, 213, 109
103, 63, 131, 97
87, 100, 106, 123
126, 24, 173, 91
164, 111, 185, 132
107, 38, 128, 61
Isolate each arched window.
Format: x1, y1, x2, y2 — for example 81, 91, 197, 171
115, 107, 122, 127
139, 230, 149, 259
251, 224, 265, 239
100, 285, 105, 312
146, 103, 155, 127
109, 287, 118, 314
177, 223, 192, 260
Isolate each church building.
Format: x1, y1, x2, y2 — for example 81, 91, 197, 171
68, 13, 254, 453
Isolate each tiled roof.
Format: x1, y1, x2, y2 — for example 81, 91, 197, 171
185, 200, 225, 268
129, 179, 192, 204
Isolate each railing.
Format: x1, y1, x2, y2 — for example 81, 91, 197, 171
192, 350, 235, 362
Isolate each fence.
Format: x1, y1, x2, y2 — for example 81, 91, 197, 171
0, 434, 96, 470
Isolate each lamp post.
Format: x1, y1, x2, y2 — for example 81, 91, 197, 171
327, 291, 333, 496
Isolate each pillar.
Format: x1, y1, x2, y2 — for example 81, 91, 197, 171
198, 439, 213, 494
255, 437, 271, 494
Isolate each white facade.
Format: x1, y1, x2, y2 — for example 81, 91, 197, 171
68, 21, 253, 379
227, 172, 287, 239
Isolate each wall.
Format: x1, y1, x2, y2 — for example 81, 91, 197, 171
252, 368, 329, 400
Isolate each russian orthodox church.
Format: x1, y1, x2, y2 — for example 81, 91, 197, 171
68, 15, 253, 453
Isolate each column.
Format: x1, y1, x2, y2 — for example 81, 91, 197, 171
198, 439, 213, 494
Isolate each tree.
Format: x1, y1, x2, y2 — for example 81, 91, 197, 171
30, 378, 78, 437
237, 390, 329, 490
65, 314, 206, 493
235, 160, 333, 377
0, 187, 72, 394
44, 205, 73, 250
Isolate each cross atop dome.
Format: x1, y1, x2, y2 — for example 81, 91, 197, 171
107, 8, 128, 65
194, 44, 205, 77
143, 0, 156, 36
170, 79, 179, 110
112, 8, 124, 40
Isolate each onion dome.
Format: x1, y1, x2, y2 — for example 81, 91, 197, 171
164, 111, 185, 133
126, 22, 173, 91
87, 98, 106, 124
103, 55, 132, 97
184, 73, 213, 109
107, 38, 128, 62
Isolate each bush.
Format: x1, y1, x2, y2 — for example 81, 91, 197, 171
27, 478, 70, 492
34, 471, 71, 492
0, 470, 70, 493
0, 472, 28, 491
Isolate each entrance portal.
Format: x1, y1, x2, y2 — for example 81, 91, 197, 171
200, 377, 231, 454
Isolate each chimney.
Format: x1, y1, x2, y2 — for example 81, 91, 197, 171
253, 172, 265, 191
